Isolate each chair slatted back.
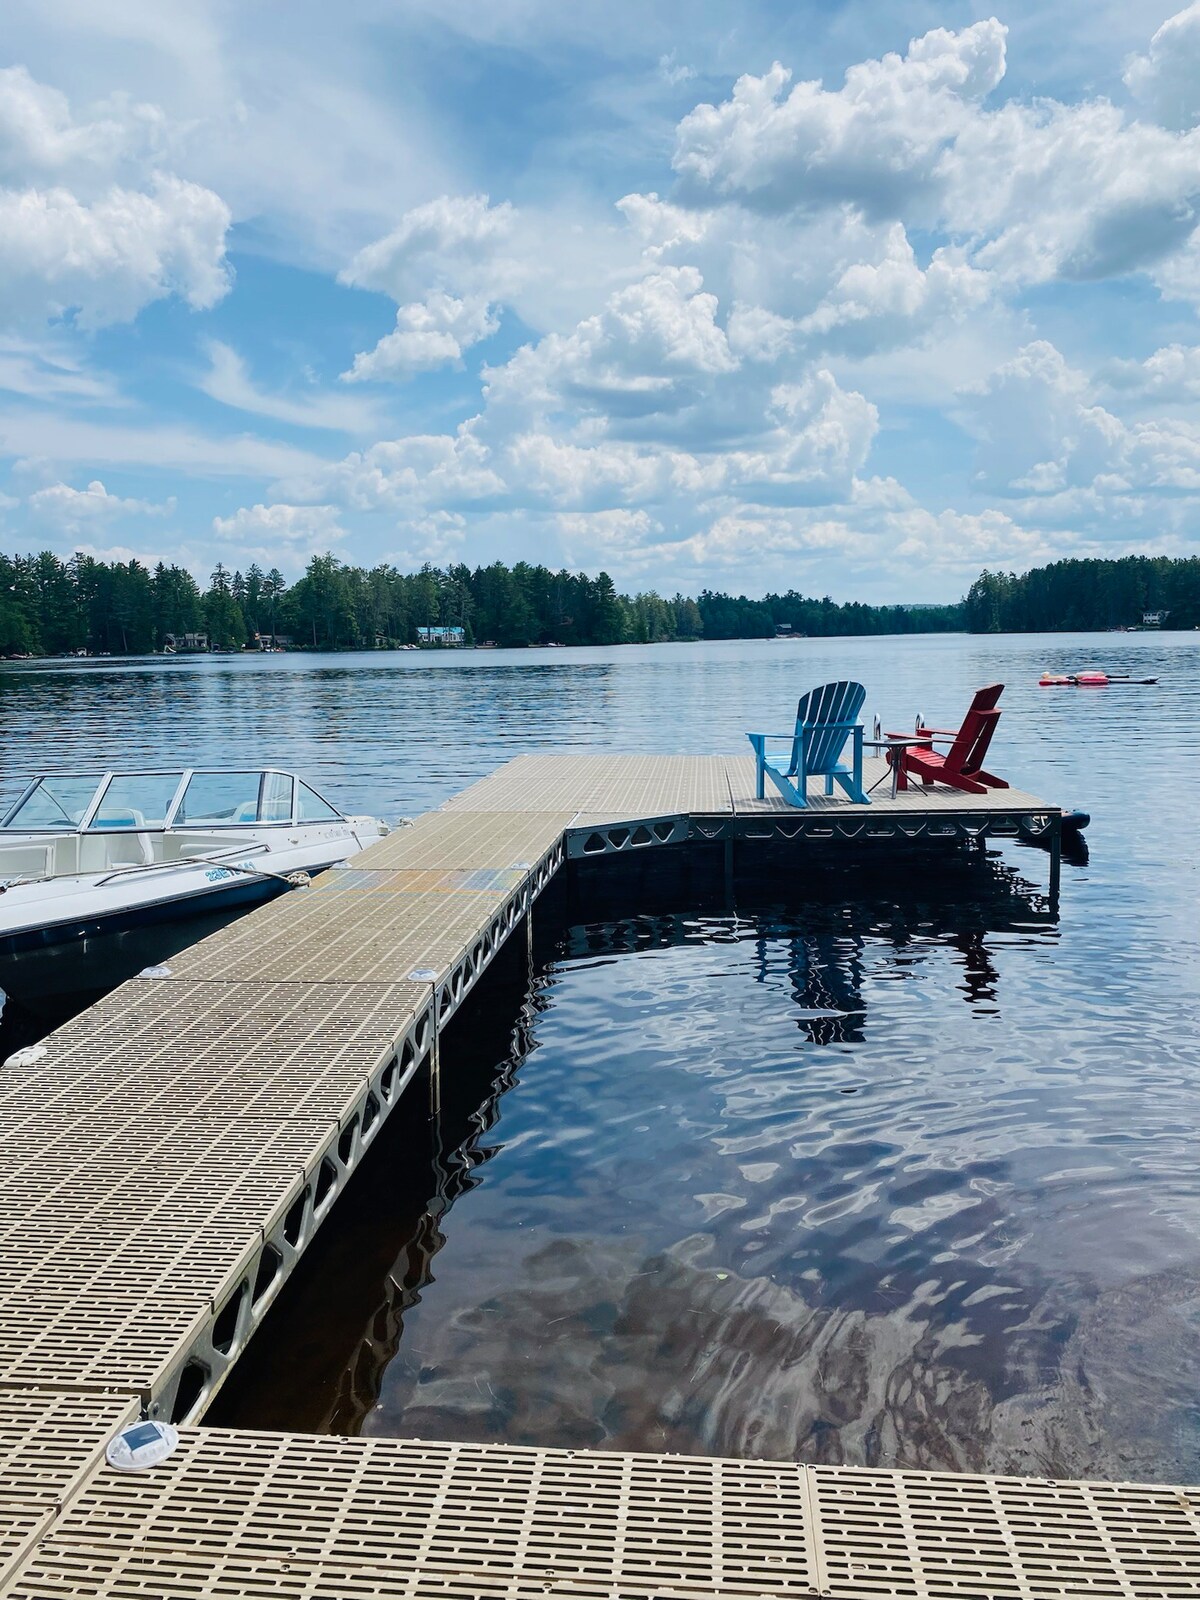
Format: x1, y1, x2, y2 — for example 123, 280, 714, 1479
944, 684, 1004, 775
790, 680, 866, 776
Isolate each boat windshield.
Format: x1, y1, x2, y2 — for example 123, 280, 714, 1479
174, 770, 301, 826
2, 769, 342, 830
2, 775, 102, 830
92, 773, 185, 829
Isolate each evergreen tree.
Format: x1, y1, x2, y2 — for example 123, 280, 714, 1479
204, 564, 246, 649
243, 563, 264, 638
263, 568, 286, 642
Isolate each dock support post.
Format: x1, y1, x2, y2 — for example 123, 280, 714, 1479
723, 835, 734, 909
429, 999, 441, 1120
1048, 816, 1062, 911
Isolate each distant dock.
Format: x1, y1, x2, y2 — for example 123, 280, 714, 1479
6, 754, 1183, 1599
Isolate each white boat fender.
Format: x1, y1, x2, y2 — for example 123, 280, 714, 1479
4, 1043, 47, 1069
105, 1420, 179, 1472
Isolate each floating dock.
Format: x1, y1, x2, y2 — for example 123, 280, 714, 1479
4, 753, 1188, 1598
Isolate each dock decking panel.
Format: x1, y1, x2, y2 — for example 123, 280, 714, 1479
0, 979, 425, 1130
808, 1463, 1200, 1597
2, 1428, 820, 1598
164, 885, 519, 985
725, 753, 1055, 816
7, 1428, 1200, 1600
441, 754, 1058, 833
0, 1390, 140, 1509
0, 1110, 336, 1233
353, 809, 577, 870
443, 754, 735, 816
0, 1390, 140, 1593
0, 1112, 346, 1392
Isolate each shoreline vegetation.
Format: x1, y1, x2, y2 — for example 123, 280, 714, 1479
0, 550, 1196, 657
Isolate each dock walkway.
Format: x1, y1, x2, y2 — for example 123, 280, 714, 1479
4, 755, 1189, 1598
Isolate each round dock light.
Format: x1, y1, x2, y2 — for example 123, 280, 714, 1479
408, 968, 438, 981
106, 1420, 180, 1472
3, 1043, 47, 1069
139, 964, 172, 979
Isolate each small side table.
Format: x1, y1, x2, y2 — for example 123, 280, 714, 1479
862, 736, 930, 800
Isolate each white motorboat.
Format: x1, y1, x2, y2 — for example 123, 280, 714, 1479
0, 768, 386, 963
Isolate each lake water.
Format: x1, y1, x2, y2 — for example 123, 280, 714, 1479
4, 632, 1200, 1479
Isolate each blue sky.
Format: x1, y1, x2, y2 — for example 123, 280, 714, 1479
2, 0, 1200, 601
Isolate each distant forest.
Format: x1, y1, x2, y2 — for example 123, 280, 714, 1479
0, 548, 1196, 656
966, 556, 1200, 633
0, 550, 960, 655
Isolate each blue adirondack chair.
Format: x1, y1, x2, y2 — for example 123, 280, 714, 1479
747, 681, 868, 807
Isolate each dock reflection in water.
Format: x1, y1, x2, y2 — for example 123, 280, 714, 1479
211, 846, 1200, 1486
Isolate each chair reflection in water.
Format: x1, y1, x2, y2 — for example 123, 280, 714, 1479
747, 680, 868, 808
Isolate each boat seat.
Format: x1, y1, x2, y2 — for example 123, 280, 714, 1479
89, 810, 154, 866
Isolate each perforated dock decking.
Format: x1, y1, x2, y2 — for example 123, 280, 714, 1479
5, 1424, 1200, 1598
3, 753, 1182, 1598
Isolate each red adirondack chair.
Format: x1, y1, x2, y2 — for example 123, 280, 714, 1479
888, 684, 1008, 795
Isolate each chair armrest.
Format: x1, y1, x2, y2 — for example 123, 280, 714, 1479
747, 731, 800, 740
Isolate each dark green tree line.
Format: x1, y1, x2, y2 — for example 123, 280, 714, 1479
966, 557, 1200, 632
9, 546, 1193, 656
1, 550, 969, 654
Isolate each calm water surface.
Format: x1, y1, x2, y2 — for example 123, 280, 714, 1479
4, 633, 1200, 1479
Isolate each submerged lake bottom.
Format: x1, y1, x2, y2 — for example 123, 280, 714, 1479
211, 841, 1200, 1487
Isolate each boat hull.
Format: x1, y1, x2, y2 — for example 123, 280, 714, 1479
0, 872, 285, 962
0, 821, 382, 1009
0, 882, 293, 1022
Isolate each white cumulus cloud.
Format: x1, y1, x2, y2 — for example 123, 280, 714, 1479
212, 502, 348, 550
342, 293, 500, 383
1125, 3, 1200, 132
0, 65, 167, 187
0, 177, 230, 327
672, 22, 1007, 218
961, 340, 1200, 499
800, 226, 991, 353
670, 17, 1200, 299
485, 266, 736, 423
1100, 342, 1200, 402
340, 194, 518, 380
27, 478, 173, 531
342, 193, 519, 302
0, 65, 230, 328
382, 510, 468, 567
